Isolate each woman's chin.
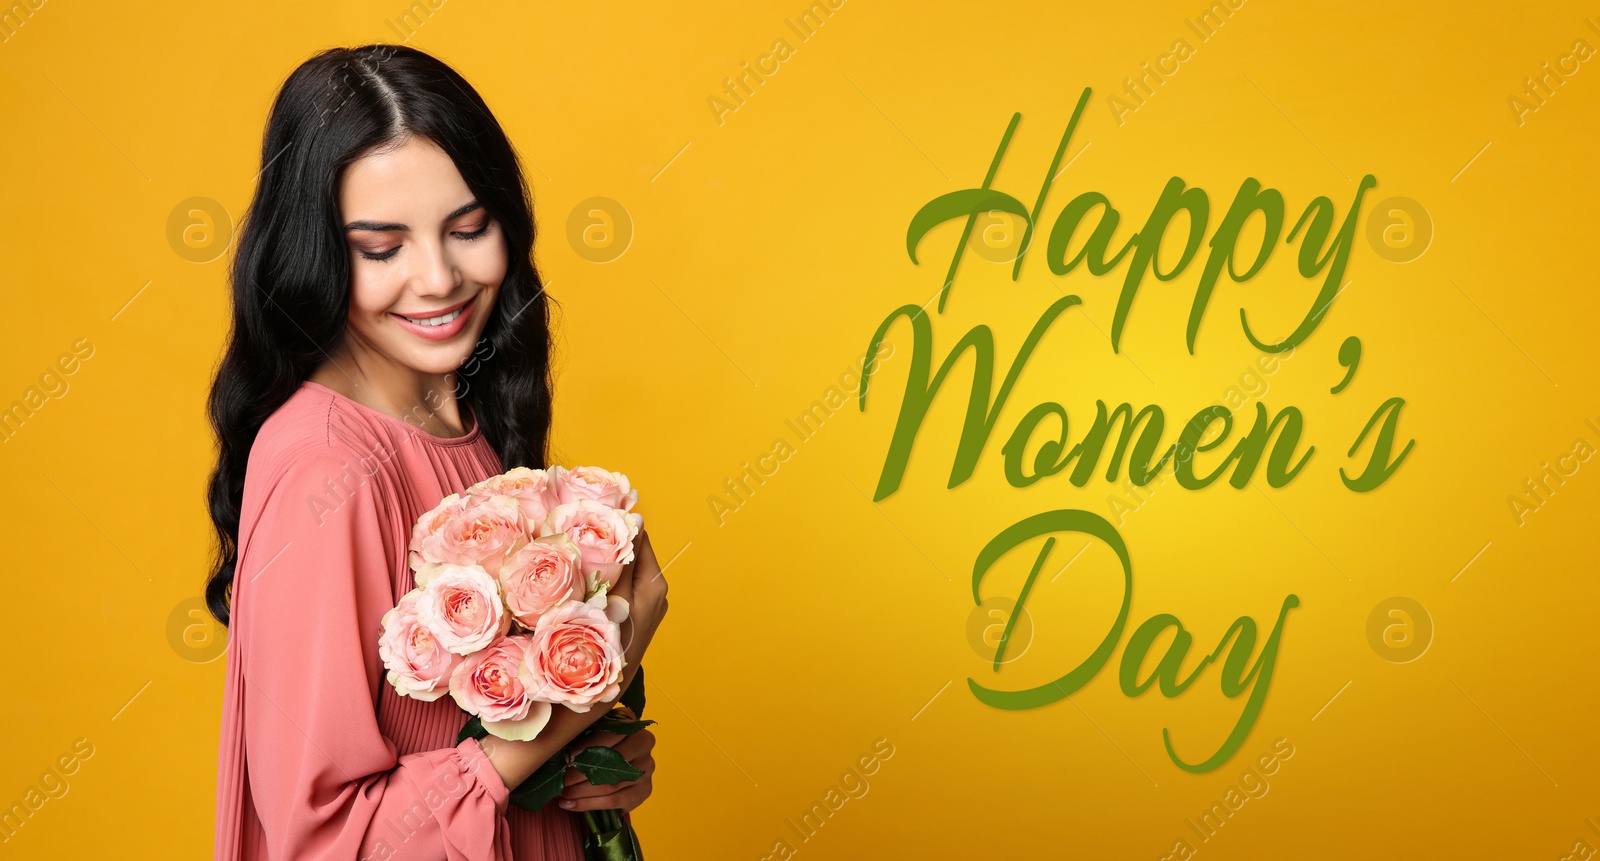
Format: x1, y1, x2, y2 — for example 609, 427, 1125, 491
384, 341, 483, 377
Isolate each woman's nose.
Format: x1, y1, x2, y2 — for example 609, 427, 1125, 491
409, 237, 458, 298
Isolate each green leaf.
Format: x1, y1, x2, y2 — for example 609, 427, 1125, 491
619, 666, 646, 717
455, 716, 487, 744
508, 757, 569, 812
572, 745, 645, 786
590, 713, 656, 736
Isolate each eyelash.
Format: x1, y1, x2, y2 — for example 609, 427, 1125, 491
357, 223, 492, 262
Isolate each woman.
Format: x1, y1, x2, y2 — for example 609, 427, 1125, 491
205, 44, 669, 860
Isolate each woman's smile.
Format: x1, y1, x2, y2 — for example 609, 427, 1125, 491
391, 295, 478, 341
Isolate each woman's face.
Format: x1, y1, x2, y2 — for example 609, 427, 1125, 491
337, 136, 505, 378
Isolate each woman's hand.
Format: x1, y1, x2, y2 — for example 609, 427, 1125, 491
609, 529, 669, 664
552, 529, 665, 813
557, 727, 656, 813
483, 529, 667, 792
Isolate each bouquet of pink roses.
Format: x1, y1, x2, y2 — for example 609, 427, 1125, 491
379, 465, 652, 860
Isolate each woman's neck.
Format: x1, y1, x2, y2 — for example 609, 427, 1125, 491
308, 342, 473, 438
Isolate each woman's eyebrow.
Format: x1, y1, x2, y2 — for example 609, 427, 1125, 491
344, 200, 483, 232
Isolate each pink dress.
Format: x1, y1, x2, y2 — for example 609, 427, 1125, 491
214, 380, 585, 861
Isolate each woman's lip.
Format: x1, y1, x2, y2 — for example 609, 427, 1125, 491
390, 296, 476, 342
392, 296, 473, 321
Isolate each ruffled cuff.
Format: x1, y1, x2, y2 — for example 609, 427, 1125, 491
396, 738, 514, 861
456, 737, 511, 815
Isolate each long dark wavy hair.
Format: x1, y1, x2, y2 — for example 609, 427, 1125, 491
204, 44, 554, 626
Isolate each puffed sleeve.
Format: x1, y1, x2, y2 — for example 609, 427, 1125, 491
235, 444, 513, 861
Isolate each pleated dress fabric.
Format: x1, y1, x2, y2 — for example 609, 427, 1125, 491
214, 380, 586, 861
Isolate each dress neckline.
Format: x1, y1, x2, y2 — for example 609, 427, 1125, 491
302, 380, 483, 446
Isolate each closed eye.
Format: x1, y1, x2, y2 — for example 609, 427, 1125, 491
349, 213, 491, 262
453, 222, 492, 241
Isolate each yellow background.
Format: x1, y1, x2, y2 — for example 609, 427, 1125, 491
2, 0, 1598, 858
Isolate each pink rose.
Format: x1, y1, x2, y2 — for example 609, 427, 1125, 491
552, 465, 639, 511
468, 467, 560, 527
378, 589, 462, 702
542, 499, 642, 590
448, 634, 552, 741
522, 600, 624, 712
497, 535, 585, 627
408, 493, 468, 585
415, 494, 528, 581
416, 565, 511, 655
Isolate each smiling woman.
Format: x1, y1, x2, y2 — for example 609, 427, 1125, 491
315, 136, 509, 435
205, 44, 668, 861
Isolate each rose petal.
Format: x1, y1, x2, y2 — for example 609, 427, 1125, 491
605, 595, 630, 625
388, 671, 451, 702
483, 700, 553, 741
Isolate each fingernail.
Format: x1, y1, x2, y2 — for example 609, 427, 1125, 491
559, 800, 576, 809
